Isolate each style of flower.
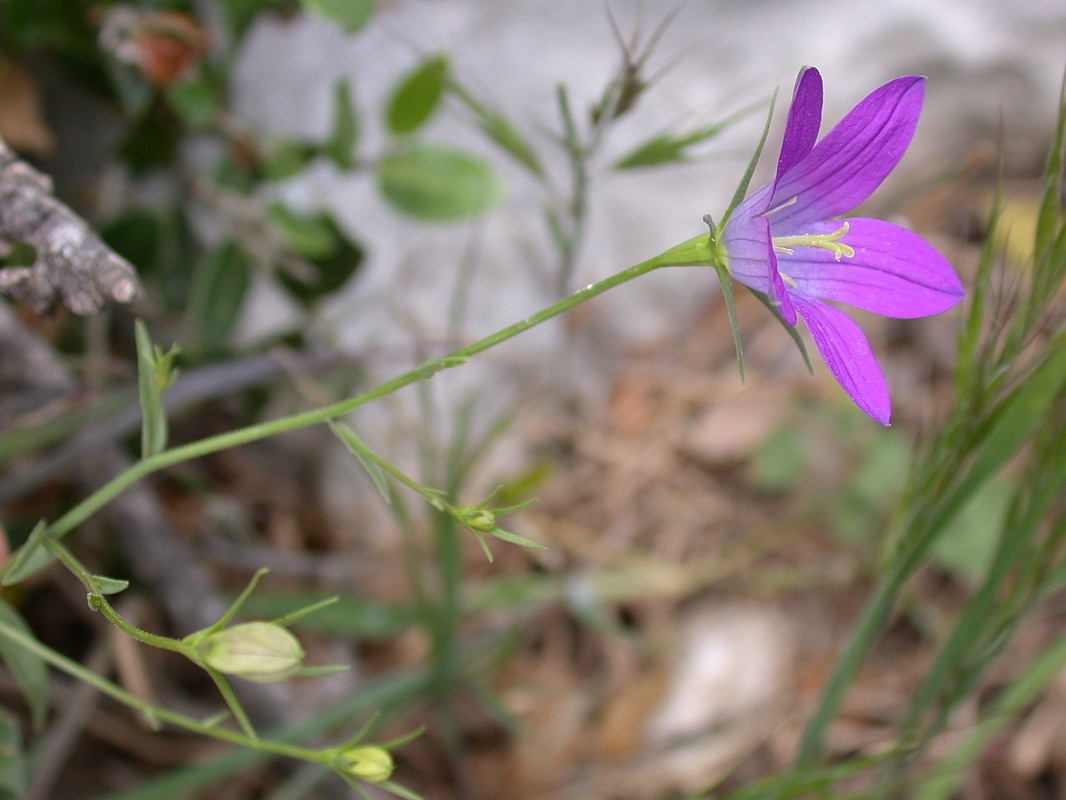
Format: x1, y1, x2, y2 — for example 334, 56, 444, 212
718, 67, 964, 424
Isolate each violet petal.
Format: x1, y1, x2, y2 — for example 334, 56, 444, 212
776, 66, 823, 182
781, 218, 965, 317
769, 76, 926, 229
793, 297, 891, 425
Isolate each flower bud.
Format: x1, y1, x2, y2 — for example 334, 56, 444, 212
199, 622, 304, 684
457, 506, 496, 532
341, 746, 394, 783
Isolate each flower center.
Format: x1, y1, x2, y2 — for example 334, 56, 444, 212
771, 221, 855, 262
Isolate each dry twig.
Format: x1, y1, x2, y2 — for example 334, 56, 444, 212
0, 135, 140, 314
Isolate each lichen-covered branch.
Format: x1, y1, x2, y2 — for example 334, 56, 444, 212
0, 136, 141, 314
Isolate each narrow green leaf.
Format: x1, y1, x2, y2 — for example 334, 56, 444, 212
135, 321, 167, 458
376, 145, 501, 222
243, 592, 416, 639
0, 708, 26, 799
91, 576, 131, 596
448, 81, 545, 177
2, 521, 53, 587
386, 54, 448, 136
486, 526, 546, 551
268, 204, 337, 259
329, 422, 392, 504
379, 779, 424, 800
0, 600, 49, 730
185, 241, 253, 354
261, 140, 317, 181
325, 77, 359, 169
300, 0, 373, 34
612, 106, 756, 171
937, 339, 1066, 532
166, 74, 220, 131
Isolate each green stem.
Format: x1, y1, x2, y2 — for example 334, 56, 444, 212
91, 594, 188, 653
794, 516, 945, 766
0, 615, 332, 766
26, 234, 714, 552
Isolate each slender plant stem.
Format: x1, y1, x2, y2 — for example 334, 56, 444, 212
0, 615, 331, 766
26, 234, 714, 553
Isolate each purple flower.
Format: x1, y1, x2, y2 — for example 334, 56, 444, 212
719, 67, 964, 424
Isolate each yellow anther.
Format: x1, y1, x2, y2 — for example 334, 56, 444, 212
772, 222, 855, 261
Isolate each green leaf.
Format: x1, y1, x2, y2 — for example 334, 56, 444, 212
260, 140, 317, 181
447, 82, 545, 177
91, 576, 131, 596
936, 339, 1066, 533
166, 74, 220, 131
329, 421, 392, 504
2, 521, 53, 587
0, 600, 49, 730
301, 0, 373, 34
185, 241, 253, 354
242, 592, 416, 639
612, 106, 756, 171
931, 479, 1013, 586
376, 145, 501, 222
135, 320, 179, 458
386, 54, 448, 136
486, 526, 546, 551
267, 205, 364, 303
268, 203, 338, 259
0, 708, 26, 799
325, 77, 359, 169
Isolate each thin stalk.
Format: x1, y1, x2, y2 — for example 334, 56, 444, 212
0, 616, 329, 766
23, 234, 714, 556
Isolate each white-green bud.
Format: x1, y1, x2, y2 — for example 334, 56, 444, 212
199, 622, 304, 684
341, 746, 394, 783
457, 506, 496, 532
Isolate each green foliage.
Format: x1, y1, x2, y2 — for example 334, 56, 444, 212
329, 421, 393, 504
0, 709, 26, 800
376, 144, 501, 222
612, 106, 754, 170
300, 0, 374, 34
135, 320, 180, 458
166, 73, 222, 131
447, 81, 545, 177
268, 204, 363, 305
0, 600, 48, 730
386, 54, 449, 136
793, 75, 1066, 789
243, 591, 417, 639
184, 241, 253, 354
324, 77, 359, 169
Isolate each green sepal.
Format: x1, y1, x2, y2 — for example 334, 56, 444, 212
747, 287, 814, 374
719, 88, 778, 230
713, 265, 745, 384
